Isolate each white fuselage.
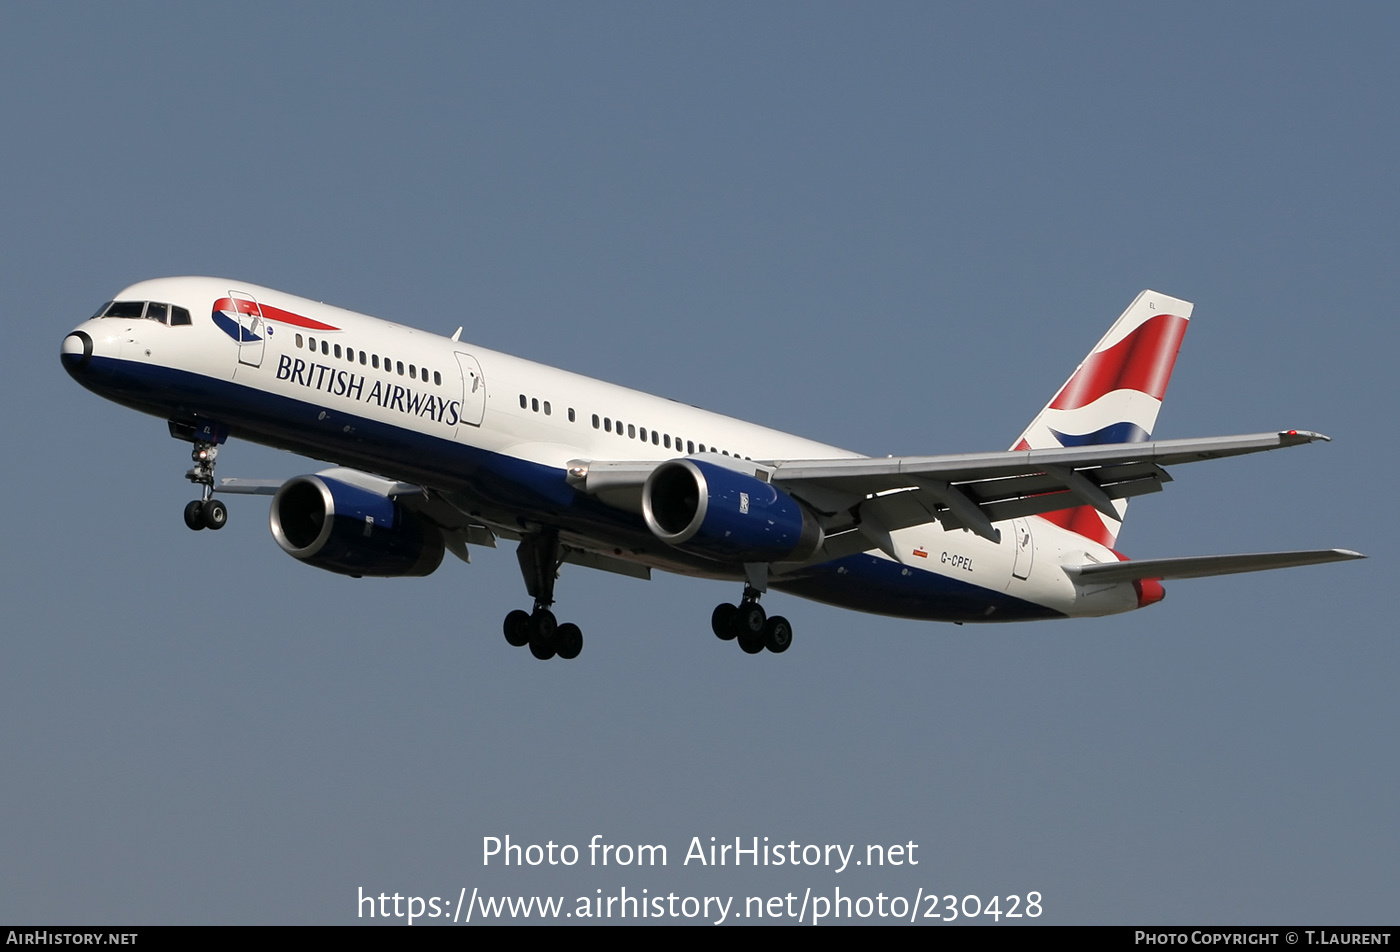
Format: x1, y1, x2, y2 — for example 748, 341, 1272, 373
63, 276, 1142, 624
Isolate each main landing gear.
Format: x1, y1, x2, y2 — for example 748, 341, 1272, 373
711, 585, 792, 655
182, 440, 227, 531
502, 528, 584, 661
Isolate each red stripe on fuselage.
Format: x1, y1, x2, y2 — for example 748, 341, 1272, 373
1050, 313, 1188, 410
213, 298, 340, 332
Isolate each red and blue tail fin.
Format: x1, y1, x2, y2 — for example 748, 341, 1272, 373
1011, 290, 1193, 547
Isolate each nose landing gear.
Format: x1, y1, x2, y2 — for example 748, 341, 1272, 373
182, 440, 227, 531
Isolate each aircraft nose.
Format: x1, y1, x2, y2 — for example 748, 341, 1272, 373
61, 330, 94, 371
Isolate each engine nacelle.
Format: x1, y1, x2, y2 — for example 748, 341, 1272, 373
642, 458, 824, 564
270, 475, 444, 577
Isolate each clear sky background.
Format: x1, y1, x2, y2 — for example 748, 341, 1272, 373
1, 2, 1394, 925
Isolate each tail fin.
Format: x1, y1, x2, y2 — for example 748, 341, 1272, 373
1011, 290, 1193, 547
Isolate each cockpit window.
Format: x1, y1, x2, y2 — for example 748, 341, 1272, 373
104, 301, 145, 319
96, 299, 191, 325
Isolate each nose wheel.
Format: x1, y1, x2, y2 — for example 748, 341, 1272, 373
183, 498, 227, 531
711, 585, 792, 654
182, 440, 227, 531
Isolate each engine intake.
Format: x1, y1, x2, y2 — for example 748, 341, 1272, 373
642, 458, 823, 564
270, 475, 444, 577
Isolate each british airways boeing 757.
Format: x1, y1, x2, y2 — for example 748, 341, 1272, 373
60, 278, 1362, 660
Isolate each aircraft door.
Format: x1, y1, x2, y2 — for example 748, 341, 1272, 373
229, 291, 266, 368
455, 352, 486, 429
1011, 517, 1034, 580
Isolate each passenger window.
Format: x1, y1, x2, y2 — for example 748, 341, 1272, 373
335, 344, 342, 359
409, 365, 416, 380
361, 352, 368, 366
592, 414, 600, 429
664, 434, 671, 449
687, 440, 694, 454
639, 427, 647, 441
519, 394, 527, 409
296, 334, 304, 348
321, 341, 329, 355
346, 347, 354, 361
309, 337, 317, 351
372, 355, 379, 369
652, 431, 659, 445
433, 371, 441, 385
627, 424, 635, 439
531, 398, 539, 412
396, 361, 404, 375
568, 408, 575, 422
604, 418, 612, 433
543, 401, 551, 415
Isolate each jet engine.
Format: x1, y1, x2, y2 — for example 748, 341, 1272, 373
641, 458, 824, 564
270, 474, 444, 577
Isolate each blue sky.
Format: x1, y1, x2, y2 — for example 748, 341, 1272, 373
1, 3, 1394, 924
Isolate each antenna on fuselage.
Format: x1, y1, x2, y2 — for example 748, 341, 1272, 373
451, 327, 463, 341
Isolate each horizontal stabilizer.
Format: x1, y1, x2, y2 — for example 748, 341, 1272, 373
1066, 548, 1365, 582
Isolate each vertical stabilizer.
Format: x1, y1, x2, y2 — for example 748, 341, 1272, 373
1011, 290, 1192, 547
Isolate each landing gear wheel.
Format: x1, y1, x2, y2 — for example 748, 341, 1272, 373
530, 608, 557, 641
201, 498, 228, 530
503, 610, 531, 647
528, 608, 558, 660
711, 603, 738, 640
733, 601, 766, 638
529, 634, 557, 660
183, 500, 206, 531
737, 626, 765, 654
555, 623, 583, 660
763, 616, 793, 653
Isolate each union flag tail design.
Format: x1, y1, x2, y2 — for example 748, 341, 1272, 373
1011, 290, 1193, 547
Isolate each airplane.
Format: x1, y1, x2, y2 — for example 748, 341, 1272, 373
60, 278, 1363, 660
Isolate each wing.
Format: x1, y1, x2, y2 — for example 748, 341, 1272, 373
768, 429, 1330, 544
565, 430, 1331, 563
219, 468, 650, 580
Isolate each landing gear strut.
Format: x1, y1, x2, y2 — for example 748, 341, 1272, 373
182, 440, 227, 531
712, 584, 792, 655
502, 528, 584, 660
